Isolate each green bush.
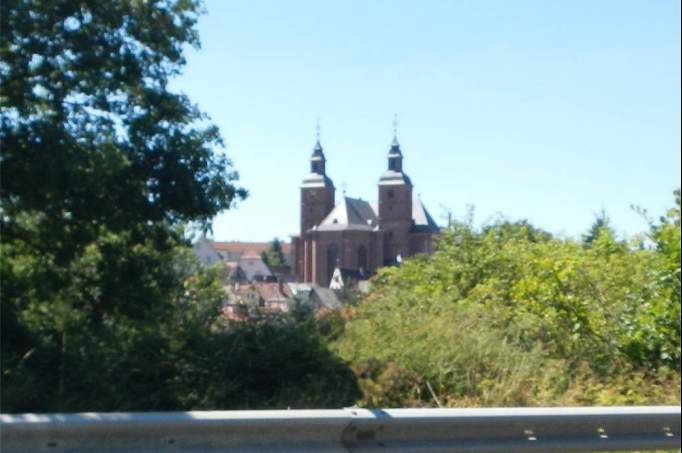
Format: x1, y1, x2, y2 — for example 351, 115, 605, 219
335, 192, 681, 408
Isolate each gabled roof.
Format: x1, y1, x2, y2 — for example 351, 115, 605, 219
311, 287, 342, 310
317, 197, 378, 231
315, 197, 439, 233
238, 256, 273, 281
224, 261, 247, 280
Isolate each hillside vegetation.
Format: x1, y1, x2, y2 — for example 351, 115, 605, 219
334, 191, 681, 408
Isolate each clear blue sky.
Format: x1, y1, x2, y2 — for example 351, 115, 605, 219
172, 0, 681, 242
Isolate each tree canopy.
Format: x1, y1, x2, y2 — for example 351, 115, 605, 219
261, 237, 286, 267
1, 1, 365, 414
3, 0, 226, 410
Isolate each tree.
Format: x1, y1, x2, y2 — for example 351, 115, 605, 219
642, 189, 681, 364
583, 209, 615, 245
0, 0, 247, 410
1, 1, 361, 414
261, 237, 286, 267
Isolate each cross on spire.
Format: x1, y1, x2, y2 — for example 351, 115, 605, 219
392, 113, 398, 140
315, 117, 321, 142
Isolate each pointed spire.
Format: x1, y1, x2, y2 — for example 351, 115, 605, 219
309, 118, 327, 174
390, 113, 401, 152
314, 117, 322, 150
379, 114, 411, 185
312, 118, 323, 154
302, 118, 334, 189
385, 114, 404, 173
392, 113, 399, 141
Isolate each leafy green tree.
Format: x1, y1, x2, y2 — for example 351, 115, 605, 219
0, 0, 249, 410
583, 209, 615, 245
1, 1, 362, 413
261, 237, 286, 267
639, 188, 681, 364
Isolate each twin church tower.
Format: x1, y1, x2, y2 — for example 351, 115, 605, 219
292, 124, 440, 286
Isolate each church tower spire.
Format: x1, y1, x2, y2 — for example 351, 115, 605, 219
378, 115, 413, 263
300, 120, 335, 235
310, 119, 327, 175
380, 114, 410, 184
388, 114, 403, 173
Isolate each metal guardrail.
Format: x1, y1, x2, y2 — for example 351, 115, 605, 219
1, 406, 679, 452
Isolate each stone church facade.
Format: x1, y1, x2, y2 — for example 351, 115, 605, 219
292, 133, 439, 286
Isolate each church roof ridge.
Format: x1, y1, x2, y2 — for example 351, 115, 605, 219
316, 196, 377, 231
313, 195, 438, 233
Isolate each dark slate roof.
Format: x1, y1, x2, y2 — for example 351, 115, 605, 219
238, 256, 273, 281
317, 197, 378, 231
312, 140, 324, 156
378, 169, 412, 185
411, 197, 440, 233
285, 283, 342, 311
311, 287, 342, 310
301, 172, 334, 188
388, 137, 402, 157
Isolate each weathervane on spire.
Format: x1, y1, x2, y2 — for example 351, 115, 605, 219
315, 117, 321, 142
392, 113, 398, 140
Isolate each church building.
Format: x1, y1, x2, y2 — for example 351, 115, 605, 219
292, 129, 439, 286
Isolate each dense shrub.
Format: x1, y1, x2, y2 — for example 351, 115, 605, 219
335, 192, 681, 408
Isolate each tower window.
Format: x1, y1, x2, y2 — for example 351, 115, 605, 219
388, 190, 395, 199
